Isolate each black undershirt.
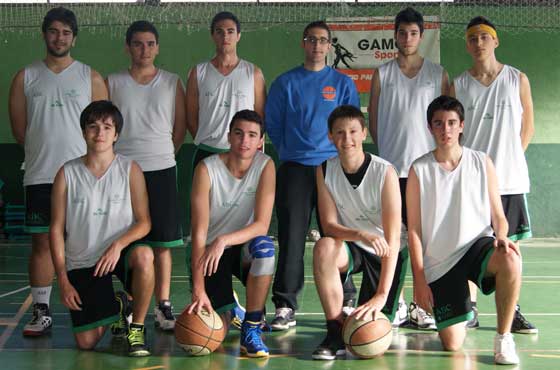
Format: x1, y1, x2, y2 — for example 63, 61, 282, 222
322, 152, 371, 189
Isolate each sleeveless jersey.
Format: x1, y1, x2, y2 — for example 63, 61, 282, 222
195, 59, 255, 150
324, 154, 405, 254
204, 151, 269, 245
64, 154, 134, 271
377, 59, 442, 177
109, 69, 179, 171
412, 148, 494, 283
23, 60, 91, 185
454, 65, 529, 194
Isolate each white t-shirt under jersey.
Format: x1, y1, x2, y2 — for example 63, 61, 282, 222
324, 153, 406, 254
377, 58, 442, 177
64, 154, 134, 271
109, 69, 179, 172
203, 151, 270, 245
195, 59, 255, 150
454, 65, 529, 195
23, 60, 91, 186
412, 148, 494, 283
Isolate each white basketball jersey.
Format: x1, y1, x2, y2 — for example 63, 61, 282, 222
109, 69, 179, 171
64, 154, 134, 271
324, 154, 406, 254
204, 151, 269, 245
195, 59, 255, 150
412, 148, 494, 283
23, 60, 91, 185
377, 59, 442, 177
454, 65, 529, 194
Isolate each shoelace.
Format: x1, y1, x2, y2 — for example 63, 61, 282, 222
128, 328, 145, 346
417, 307, 433, 320
514, 310, 531, 326
30, 305, 47, 324
160, 305, 174, 320
276, 308, 292, 319
244, 325, 264, 345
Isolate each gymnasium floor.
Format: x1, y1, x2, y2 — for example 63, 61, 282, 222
0, 238, 558, 370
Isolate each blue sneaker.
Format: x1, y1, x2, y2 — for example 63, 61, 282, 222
240, 321, 269, 358
230, 290, 246, 330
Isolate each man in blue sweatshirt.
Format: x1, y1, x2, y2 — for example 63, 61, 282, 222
265, 20, 360, 330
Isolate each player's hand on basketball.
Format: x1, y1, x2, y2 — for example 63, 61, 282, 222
60, 280, 82, 311
414, 280, 434, 315
352, 294, 387, 321
494, 237, 520, 256
359, 231, 390, 257
200, 237, 227, 276
94, 241, 123, 277
187, 290, 213, 315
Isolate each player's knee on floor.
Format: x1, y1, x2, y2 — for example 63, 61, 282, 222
248, 236, 275, 276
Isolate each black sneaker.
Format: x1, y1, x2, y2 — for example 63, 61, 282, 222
511, 305, 538, 334
466, 306, 480, 329
312, 323, 346, 360
127, 324, 151, 357
111, 291, 130, 337
154, 300, 175, 331
270, 307, 296, 331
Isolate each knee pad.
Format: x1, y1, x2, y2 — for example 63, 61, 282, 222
248, 236, 275, 276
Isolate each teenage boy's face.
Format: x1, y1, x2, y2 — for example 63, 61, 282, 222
43, 20, 75, 58
212, 19, 240, 53
395, 22, 422, 56
428, 110, 464, 148
302, 27, 331, 65
466, 31, 498, 62
228, 119, 263, 160
83, 117, 118, 152
328, 117, 367, 155
127, 31, 159, 67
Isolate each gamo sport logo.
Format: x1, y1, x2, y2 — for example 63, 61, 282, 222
322, 86, 337, 101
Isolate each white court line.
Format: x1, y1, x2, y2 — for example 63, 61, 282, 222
0, 286, 29, 299
0, 294, 32, 350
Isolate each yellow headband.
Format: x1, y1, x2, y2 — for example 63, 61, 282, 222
465, 24, 497, 40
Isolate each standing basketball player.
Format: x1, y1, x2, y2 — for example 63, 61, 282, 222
187, 110, 275, 357
8, 7, 107, 336
408, 96, 521, 365
50, 101, 154, 357
312, 105, 404, 360
107, 20, 186, 332
451, 16, 537, 333
266, 21, 360, 330
368, 7, 448, 330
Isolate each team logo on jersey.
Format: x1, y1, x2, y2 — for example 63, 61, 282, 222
233, 90, 247, 99
482, 112, 494, 121
244, 186, 257, 196
110, 194, 124, 204
322, 86, 337, 101
93, 208, 108, 216
64, 89, 80, 99
50, 99, 63, 108
221, 200, 239, 208
72, 197, 85, 204
220, 100, 231, 108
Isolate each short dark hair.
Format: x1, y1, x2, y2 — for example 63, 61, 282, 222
467, 16, 497, 31
303, 20, 331, 40
229, 109, 264, 137
210, 11, 240, 34
427, 95, 465, 125
126, 20, 159, 45
42, 7, 78, 36
328, 105, 365, 133
395, 7, 424, 34
80, 100, 124, 136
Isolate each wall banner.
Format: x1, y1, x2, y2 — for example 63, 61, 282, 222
326, 16, 441, 93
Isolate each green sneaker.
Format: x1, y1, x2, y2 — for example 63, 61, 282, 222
111, 291, 130, 337
127, 324, 150, 357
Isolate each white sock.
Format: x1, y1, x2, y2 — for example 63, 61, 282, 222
31, 286, 52, 306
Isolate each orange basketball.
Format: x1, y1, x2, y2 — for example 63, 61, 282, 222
342, 311, 393, 358
175, 308, 226, 356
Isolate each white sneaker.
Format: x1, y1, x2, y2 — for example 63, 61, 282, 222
494, 333, 520, 365
409, 302, 437, 330
23, 303, 52, 336
154, 300, 175, 331
392, 300, 408, 327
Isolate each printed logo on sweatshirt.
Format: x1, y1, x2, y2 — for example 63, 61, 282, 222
322, 86, 336, 101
